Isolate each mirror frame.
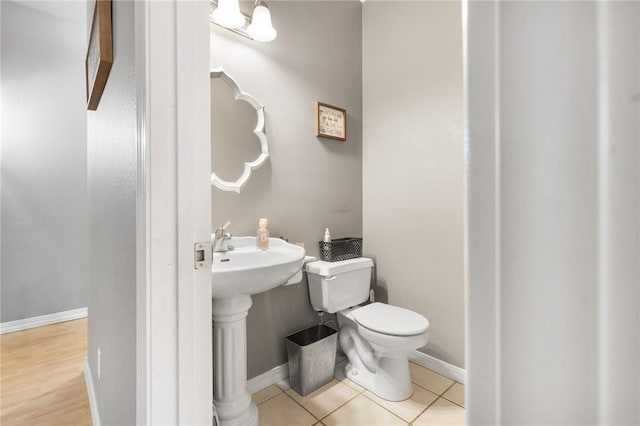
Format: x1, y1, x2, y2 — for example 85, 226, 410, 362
210, 66, 270, 193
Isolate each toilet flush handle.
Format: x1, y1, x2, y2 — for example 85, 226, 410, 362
326, 275, 337, 281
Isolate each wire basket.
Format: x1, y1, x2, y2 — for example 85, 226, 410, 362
318, 237, 363, 262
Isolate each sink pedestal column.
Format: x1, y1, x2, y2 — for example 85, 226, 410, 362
212, 295, 258, 426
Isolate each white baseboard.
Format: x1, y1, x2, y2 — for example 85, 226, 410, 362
247, 363, 290, 394
409, 350, 466, 384
84, 358, 102, 426
246, 351, 465, 395
0, 307, 88, 334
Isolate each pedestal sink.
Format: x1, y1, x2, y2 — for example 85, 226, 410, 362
212, 237, 305, 426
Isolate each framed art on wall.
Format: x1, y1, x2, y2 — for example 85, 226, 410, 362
85, 0, 113, 111
316, 102, 347, 141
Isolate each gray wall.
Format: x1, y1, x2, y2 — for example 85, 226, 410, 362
362, 2, 465, 367
86, 0, 136, 423
210, 1, 363, 378
1, 1, 88, 322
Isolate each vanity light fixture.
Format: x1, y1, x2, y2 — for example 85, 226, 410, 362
247, 0, 277, 42
210, 0, 277, 42
210, 0, 245, 29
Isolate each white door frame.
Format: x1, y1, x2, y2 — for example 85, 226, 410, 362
465, 1, 639, 424
135, 1, 212, 424
463, 1, 501, 423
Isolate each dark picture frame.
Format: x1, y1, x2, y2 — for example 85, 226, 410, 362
316, 102, 347, 141
85, 0, 113, 111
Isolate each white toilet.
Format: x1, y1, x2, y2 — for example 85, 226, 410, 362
306, 258, 429, 401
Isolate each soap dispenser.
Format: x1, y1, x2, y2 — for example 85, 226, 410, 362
257, 218, 269, 250
323, 228, 332, 243
322, 227, 332, 261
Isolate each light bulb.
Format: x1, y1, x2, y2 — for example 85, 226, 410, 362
211, 0, 245, 29
247, 4, 277, 42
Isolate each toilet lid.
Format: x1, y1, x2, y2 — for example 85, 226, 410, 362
352, 303, 429, 336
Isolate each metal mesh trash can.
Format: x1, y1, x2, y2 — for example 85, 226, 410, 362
286, 324, 338, 396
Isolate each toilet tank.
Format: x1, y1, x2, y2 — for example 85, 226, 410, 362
305, 258, 374, 313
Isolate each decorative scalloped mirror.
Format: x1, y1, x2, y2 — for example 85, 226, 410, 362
210, 67, 269, 193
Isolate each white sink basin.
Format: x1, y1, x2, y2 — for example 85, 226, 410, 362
211, 236, 305, 299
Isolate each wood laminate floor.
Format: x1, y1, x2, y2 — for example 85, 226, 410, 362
1, 319, 91, 425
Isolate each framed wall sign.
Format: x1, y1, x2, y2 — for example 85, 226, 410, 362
316, 102, 347, 141
85, 0, 113, 111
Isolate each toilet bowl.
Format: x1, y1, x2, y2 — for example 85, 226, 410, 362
305, 258, 430, 402
338, 303, 429, 400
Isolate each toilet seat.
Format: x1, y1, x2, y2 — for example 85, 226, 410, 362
352, 302, 429, 336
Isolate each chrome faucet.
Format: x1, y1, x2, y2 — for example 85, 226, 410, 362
213, 221, 234, 253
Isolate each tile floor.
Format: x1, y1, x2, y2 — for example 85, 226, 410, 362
252, 361, 465, 426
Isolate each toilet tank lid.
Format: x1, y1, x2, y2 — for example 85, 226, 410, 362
305, 258, 374, 276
